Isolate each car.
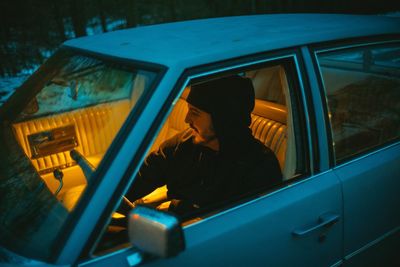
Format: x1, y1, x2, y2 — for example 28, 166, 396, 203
0, 13, 399, 267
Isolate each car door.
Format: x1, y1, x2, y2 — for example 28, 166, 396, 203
314, 40, 400, 266
78, 53, 344, 267
140, 173, 343, 267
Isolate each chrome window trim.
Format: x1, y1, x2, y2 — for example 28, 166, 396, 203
333, 140, 400, 170
186, 54, 295, 80
315, 39, 400, 54
344, 225, 400, 261
294, 54, 315, 175
300, 46, 330, 171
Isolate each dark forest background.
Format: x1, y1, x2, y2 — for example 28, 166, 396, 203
1, 0, 399, 77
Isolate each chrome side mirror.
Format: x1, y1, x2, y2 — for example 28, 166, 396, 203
128, 205, 185, 258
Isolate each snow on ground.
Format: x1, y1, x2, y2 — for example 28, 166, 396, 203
0, 16, 129, 107
0, 75, 28, 106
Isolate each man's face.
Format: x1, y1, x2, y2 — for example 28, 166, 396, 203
185, 104, 217, 146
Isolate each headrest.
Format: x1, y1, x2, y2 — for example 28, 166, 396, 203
253, 99, 287, 124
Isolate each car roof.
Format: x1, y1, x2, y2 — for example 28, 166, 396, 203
64, 14, 400, 68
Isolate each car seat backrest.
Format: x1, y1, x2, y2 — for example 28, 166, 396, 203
251, 100, 287, 172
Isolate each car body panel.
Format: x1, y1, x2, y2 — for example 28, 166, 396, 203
64, 15, 400, 69
311, 38, 400, 265
299, 45, 331, 171
81, 172, 343, 267
334, 143, 400, 265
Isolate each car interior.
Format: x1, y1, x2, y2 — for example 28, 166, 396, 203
10, 64, 296, 213
8, 63, 301, 253
11, 72, 150, 211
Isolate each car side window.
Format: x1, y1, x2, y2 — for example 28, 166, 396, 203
126, 62, 307, 217
92, 58, 309, 256
316, 42, 400, 163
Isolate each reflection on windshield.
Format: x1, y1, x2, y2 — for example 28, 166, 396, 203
19, 57, 138, 119
0, 49, 159, 261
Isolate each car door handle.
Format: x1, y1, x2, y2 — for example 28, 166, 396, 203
292, 213, 340, 237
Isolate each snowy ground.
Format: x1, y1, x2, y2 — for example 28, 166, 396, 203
0, 17, 130, 107
0, 75, 28, 106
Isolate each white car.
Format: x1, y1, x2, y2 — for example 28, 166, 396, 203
0, 14, 399, 267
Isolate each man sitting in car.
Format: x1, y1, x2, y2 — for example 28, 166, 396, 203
123, 75, 282, 216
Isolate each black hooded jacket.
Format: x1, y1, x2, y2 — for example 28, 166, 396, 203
125, 128, 282, 216
125, 75, 283, 216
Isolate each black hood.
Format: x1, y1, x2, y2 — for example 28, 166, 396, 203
187, 75, 255, 156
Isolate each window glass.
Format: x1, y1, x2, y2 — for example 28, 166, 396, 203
21, 62, 135, 119
246, 65, 286, 105
93, 60, 308, 255
0, 49, 159, 261
317, 43, 400, 162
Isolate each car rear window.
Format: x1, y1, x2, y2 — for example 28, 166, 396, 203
317, 41, 400, 163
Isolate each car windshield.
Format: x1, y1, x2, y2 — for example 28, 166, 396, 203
0, 48, 159, 261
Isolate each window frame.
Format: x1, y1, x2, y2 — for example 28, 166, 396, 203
80, 47, 315, 263
312, 36, 400, 167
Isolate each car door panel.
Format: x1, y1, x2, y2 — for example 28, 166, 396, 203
80, 172, 343, 267
334, 143, 400, 266
116, 171, 343, 267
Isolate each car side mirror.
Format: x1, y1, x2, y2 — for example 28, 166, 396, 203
128, 205, 185, 258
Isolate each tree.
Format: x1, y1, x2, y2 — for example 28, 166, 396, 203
70, 0, 87, 37
52, 0, 67, 41
125, 0, 138, 28
98, 0, 108, 32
